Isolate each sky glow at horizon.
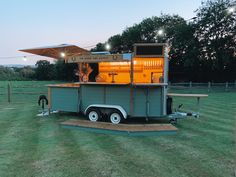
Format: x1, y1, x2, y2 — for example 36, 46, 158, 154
0, 0, 203, 65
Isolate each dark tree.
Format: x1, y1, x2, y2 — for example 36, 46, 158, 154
35, 60, 54, 80
194, 0, 236, 81
91, 43, 106, 52
54, 60, 78, 81
108, 34, 123, 53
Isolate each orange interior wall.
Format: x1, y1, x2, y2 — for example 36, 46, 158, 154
97, 57, 164, 83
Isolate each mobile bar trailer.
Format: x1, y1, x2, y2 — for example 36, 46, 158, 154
20, 43, 207, 124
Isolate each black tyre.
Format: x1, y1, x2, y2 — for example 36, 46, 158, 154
86, 108, 101, 122
109, 110, 123, 124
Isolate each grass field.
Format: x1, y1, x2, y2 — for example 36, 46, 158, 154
0, 81, 235, 177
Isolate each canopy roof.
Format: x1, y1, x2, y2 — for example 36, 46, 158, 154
19, 44, 89, 59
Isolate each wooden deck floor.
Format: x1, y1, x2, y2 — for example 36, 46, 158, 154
61, 119, 178, 136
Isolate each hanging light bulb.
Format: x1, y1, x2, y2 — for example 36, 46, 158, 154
105, 44, 111, 51
228, 6, 235, 14
60, 52, 66, 58
22, 56, 27, 61
157, 29, 164, 36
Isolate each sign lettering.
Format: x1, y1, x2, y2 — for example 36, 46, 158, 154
67, 54, 127, 63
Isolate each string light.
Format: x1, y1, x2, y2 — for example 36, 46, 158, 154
22, 56, 27, 61
60, 52, 66, 58
0, 54, 35, 59
228, 6, 235, 14
105, 44, 111, 50
157, 29, 164, 36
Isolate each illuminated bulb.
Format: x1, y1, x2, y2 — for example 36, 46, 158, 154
157, 29, 164, 35
23, 56, 27, 61
228, 7, 235, 13
60, 52, 66, 58
105, 44, 111, 50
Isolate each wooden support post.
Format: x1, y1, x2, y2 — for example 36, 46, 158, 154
130, 56, 134, 84
7, 83, 11, 103
225, 82, 228, 92
189, 81, 192, 93
197, 97, 200, 118
208, 82, 211, 92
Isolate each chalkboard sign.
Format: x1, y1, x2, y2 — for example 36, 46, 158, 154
134, 44, 164, 57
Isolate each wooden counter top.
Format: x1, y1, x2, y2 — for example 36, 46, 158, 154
167, 93, 208, 97
47, 83, 80, 88
47, 82, 168, 87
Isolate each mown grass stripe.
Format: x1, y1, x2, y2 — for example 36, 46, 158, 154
68, 131, 129, 177
0, 105, 40, 177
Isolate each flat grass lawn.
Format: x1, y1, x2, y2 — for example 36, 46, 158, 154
0, 81, 235, 177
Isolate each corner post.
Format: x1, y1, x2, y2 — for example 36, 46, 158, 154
7, 83, 11, 103
163, 44, 169, 115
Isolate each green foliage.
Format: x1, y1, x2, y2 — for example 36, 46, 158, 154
194, 0, 236, 81
0, 66, 35, 81
91, 43, 106, 52
54, 60, 78, 81
34, 60, 78, 81
122, 23, 143, 51
19, 66, 35, 79
0, 60, 78, 81
107, 34, 123, 53
35, 60, 55, 80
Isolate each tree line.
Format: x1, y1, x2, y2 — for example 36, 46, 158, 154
0, 60, 78, 81
0, 66, 35, 81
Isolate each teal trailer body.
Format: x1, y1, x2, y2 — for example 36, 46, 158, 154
50, 87, 79, 112
48, 83, 165, 118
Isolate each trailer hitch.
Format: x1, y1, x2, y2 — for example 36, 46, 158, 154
168, 103, 200, 124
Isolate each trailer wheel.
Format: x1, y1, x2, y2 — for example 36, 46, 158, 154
87, 108, 100, 122
109, 110, 123, 124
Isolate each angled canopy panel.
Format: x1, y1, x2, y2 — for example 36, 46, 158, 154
19, 44, 89, 59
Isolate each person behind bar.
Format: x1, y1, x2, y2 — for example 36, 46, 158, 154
88, 63, 99, 82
